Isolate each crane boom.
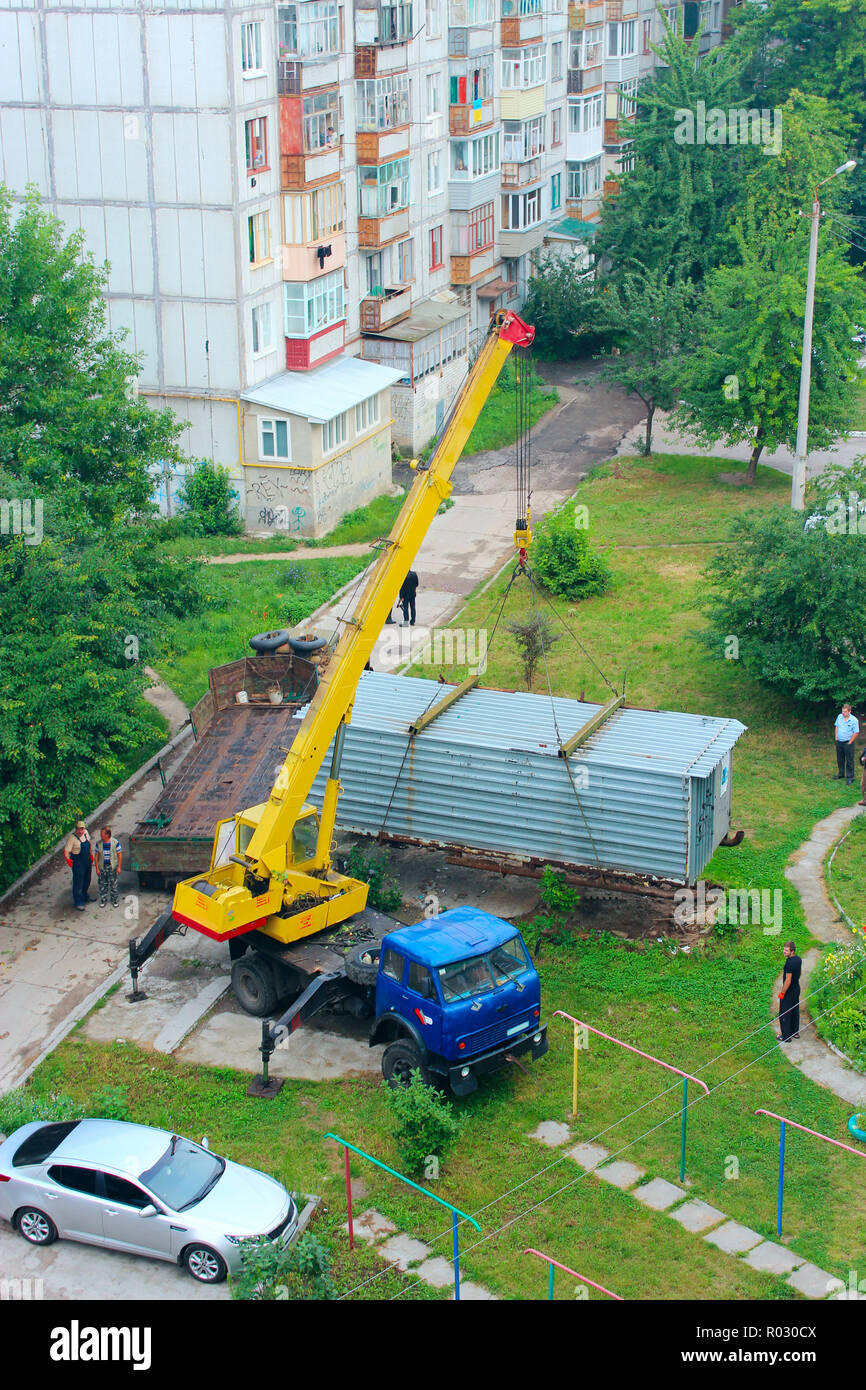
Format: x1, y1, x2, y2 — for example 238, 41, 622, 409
170, 309, 534, 947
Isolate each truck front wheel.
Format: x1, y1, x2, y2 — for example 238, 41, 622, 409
231, 955, 278, 1017
382, 1039, 430, 1088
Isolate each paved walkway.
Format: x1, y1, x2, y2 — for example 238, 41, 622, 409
345, 1207, 495, 1300
206, 542, 372, 564
781, 805, 866, 1106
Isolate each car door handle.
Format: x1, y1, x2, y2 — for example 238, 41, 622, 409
104, 1208, 119, 1216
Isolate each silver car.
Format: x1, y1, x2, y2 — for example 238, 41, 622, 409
0, 1118, 297, 1283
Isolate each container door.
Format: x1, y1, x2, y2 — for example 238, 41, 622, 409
712, 752, 733, 845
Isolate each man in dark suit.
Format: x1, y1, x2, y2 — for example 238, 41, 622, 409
777, 941, 802, 1042
398, 570, 419, 625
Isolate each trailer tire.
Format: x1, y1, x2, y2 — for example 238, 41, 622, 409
249, 629, 292, 654
345, 942, 380, 986
382, 1039, 430, 1088
231, 955, 278, 1017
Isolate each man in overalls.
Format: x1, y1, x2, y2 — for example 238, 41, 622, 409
64, 821, 93, 911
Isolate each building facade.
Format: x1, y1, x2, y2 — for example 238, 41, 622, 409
0, 0, 726, 531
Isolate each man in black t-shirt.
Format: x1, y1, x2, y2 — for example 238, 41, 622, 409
777, 941, 802, 1042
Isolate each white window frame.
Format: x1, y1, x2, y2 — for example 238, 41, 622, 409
396, 237, 414, 282
427, 149, 442, 195
501, 44, 546, 90
355, 395, 381, 434
552, 106, 562, 146
248, 209, 271, 265
430, 223, 444, 269
358, 158, 411, 217
356, 74, 410, 132
502, 115, 545, 162
259, 417, 291, 462
466, 0, 493, 21
566, 156, 602, 200
245, 116, 268, 172
302, 90, 339, 152
501, 186, 542, 231
618, 77, 638, 119
321, 412, 347, 456
284, 268, 345, 339
608, 19, 636, 57
450, 131, 500, 180
551, 41, 563, 82
251, 301, 274, 356
425, 0, 440, 37
568, 94, 602, 133
426, 72, 441, 117
278, 2, 339, 58
241, 21, 264, 75
282, 185, 344, 244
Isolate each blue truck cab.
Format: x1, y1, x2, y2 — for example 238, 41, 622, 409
369, 906, 548, 1095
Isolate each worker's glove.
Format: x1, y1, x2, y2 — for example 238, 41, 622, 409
65, 857, 72, 868
777, 993, 784, 1001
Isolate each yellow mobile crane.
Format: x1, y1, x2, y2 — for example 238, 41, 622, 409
168, 310, 535, 958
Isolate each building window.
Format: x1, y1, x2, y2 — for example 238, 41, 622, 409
321, 412, 347, 455
712, 0, 720, 27
396, 237, 414, 282
566, 156, 602, 200
502, 0, 541, 12
284, 268, 345, 338
568, 94, 603, 133
278, 2, 339, 58
259, 417, 291, 461
355, 395, 380, 433
450, 131, 499, 179
608, 19, 636, 57
466, 0, 493, 19
501, 45, 546, 90
425, 0, 440, 36
618, 144, 635, 175
550, 172, 561, 211
358, 158, 411, 217
380, 1, 413, 44
552, 106, 562, 146
642, 17, 652, 52
571, 31, 603, 68
302, 90, 339, 151
503, 257, 519, 300
356, 73, 410, 131
551, 41, 563, 81
426, 72, 441, 116
248, 210, 271, 265
245, 117, 268, 172
450, 59, 493, 106
502, 116, 545, 162
241, 21, 263, 74
430, 224, 443, 269
427, 149, 442, 195
251, 301, 273, 355
501, 187, 542, 231
466, 201, 494, 252
283, 184, 344, 243
618, 78, 638, 118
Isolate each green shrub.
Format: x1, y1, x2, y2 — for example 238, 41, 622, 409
230, 1231, 336, 1301
92, 1085, 132, 1121
505, 616, 560, 690
382, 1070, 461, 1179
0, 1088, 86, 1136
540, 865, 580, 914
344, 845, 403, 913
531, 500, 611, 601
811, 939, 866, 1070
177, 461, 242, 537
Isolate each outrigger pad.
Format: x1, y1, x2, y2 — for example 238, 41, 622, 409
246, 1074, 285, 1100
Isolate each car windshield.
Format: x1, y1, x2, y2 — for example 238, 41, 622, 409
437, 936, 530, 1002
12, 1121, 81, 1168
139, 1138, 224, 1212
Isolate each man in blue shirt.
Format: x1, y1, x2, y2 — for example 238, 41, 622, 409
834, 702, 859, 784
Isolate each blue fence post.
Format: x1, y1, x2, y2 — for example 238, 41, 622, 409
777, 1120, 786, 1237
452, 1210, 460, 1301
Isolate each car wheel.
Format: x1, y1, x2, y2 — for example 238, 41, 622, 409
231, 955, 278, 1017
183, 1245, 227, 1284
345, 941, 380, 986
382, 1038, 430, 1088
17, 1207, 58, 1246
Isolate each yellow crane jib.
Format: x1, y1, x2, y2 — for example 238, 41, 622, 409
171, 310, 535, 947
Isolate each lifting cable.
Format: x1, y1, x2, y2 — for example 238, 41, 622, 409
513, 343, 532, 545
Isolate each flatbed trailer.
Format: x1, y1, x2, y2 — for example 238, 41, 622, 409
129, 654, 311, 889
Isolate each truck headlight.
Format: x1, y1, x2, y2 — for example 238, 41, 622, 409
533, 1033, 542, 1044
460, 1066, 470, 1078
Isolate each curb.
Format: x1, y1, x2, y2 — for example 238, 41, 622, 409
2, 962, 129, 1095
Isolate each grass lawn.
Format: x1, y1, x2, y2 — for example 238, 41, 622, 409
851, 374, 866, 431
464, 361, 558, 456
154, 554, 369, 709
24, 451, 866, 1300
161, 490, 406, 560
827, 814, 866, 934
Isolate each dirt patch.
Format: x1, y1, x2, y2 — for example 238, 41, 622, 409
717, 471, 753, 487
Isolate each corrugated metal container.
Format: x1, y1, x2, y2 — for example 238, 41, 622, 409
310, 673, 747, 884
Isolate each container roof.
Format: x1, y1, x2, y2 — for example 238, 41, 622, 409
366, 297, 468, 343
241, 356, 404, 422
339, 673, 746, 779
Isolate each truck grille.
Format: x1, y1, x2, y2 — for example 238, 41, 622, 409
461, 1015, 532, 1056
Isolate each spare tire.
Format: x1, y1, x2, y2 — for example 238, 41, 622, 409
345, 941, 381, 986
288, 635, 329, 656
249, 629, 292, 654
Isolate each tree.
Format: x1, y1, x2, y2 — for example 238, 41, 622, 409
530, 500, 611, 600
697, 459, 866, 707
0, 187, 184, 523
592, 17, 750, 284
177, 461, 242, 536
505, 615, 561, 690
521, 249, 600, 359
674, 97, 865, 483
593, 268, 697, 454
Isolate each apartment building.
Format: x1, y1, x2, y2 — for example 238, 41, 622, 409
0, 0, 725, 531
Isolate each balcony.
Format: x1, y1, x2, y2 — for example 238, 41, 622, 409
358, 207, 411, 247
450, 246, 498, 284
604, 115, 631, 144
499, 222, 544, 257
603, 178, 620, 197
282, 234, 347, 283
568, 2, 584, 27
360, 284, 413, 332
277, 55, 340, 92
281, 144, 341, 190
501, 15, 543, 43
448, 97, 495, 134
501, 156, 541, 187
354, 44, 410, 78
568, 65, 602, 93
357, 127, 410, 162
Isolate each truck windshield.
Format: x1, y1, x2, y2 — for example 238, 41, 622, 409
437, 935, 530, 1001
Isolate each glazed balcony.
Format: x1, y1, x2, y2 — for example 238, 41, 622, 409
501, 156, 541, 187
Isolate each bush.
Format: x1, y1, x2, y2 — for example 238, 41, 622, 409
344, 845, 402, 913
531, 501, 611, 601
230, 1232, 336, 1301
505, 616, 560, 691
540, 865, 580, 914
811, 939, 866, 1071
0, 1088, 86, 1136
382, 1071, 461, 1179
177, 461, 242, 537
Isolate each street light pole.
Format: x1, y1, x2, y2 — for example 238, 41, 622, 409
791, 160, 857, 511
